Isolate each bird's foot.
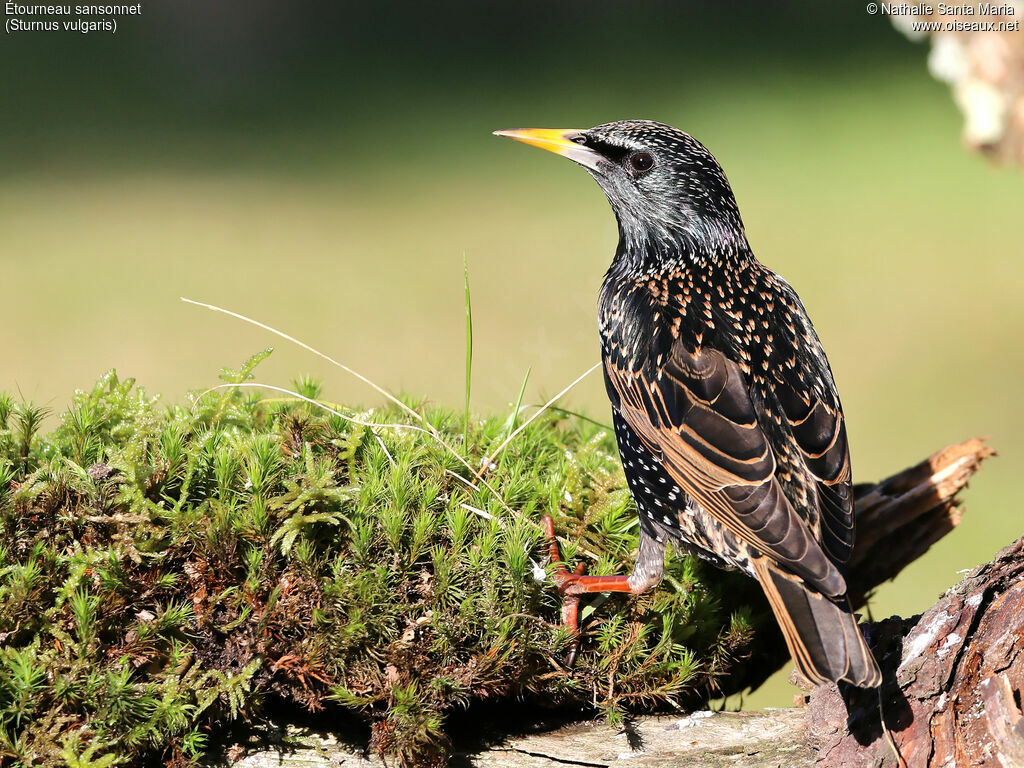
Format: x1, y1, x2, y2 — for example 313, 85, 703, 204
541, 514, 634, 633
542, 514, 585, 631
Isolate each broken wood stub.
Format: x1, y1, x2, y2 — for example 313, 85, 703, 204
847, 437, 995, 607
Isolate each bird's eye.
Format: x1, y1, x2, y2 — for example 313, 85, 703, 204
629, 152, 655, 172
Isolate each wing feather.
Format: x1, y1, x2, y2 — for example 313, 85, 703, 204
775, 374, 854, 563
606, 337, 848, 597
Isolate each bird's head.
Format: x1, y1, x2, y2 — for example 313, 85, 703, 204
495, 120, 746, 256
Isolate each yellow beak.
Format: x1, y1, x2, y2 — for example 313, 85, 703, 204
493, 128, 603, 172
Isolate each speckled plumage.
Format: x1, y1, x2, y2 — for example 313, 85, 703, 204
499, 120, 880, 688
600, 247, 853, 582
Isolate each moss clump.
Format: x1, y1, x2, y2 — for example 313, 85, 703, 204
0, 354, 753, 767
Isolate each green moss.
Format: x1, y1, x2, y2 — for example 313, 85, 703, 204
0, 354, 753, 767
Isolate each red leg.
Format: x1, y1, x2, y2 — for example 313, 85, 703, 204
542, 514, 638, 631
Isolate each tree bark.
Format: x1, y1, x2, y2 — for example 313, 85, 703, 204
807, 535, 1024, 767
223, 438, 1005, 768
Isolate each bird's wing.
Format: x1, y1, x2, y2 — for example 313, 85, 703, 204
773, 364, 854, 565
605, 337, 847, 598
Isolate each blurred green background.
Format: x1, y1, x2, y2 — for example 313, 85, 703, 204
2, 0, 1020, 707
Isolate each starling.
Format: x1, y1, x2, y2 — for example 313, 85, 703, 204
495, 121, 881, 688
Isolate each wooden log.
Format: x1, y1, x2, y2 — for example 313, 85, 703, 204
807, 535, 1024, 767
230, 710, 813, 768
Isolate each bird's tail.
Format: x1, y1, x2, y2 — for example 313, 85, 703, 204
753, 557, 881, 688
